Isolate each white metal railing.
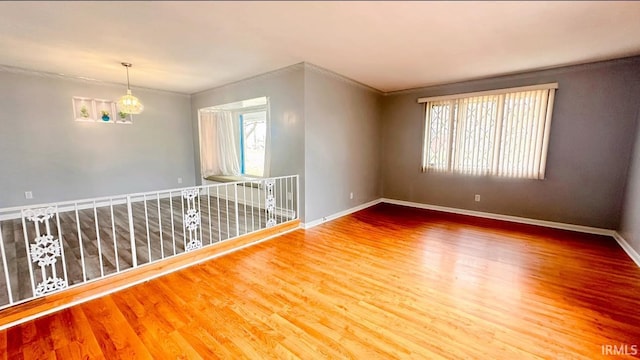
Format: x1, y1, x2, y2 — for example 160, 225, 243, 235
0, 175, 299, 310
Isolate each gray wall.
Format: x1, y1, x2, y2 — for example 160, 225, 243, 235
381, 57, 640, 229
0, 70, 194, 207
190, 64, 306, 219
304, 65, 382, 222
619, 108, 640, 254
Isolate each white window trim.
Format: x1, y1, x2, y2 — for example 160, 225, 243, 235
417, 83, 558, 104
237, 107, 269, 177
420, 83, 558, 179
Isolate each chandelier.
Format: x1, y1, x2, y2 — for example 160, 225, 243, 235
116, 62, 144, 114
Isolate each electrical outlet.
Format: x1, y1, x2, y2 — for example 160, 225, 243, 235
350, 192, 354, 200
177, 177, 183, 184
474, 194, 481, 202
25, 191, 33, 199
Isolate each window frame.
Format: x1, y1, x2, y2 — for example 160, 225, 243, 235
419, 83, 558, 179
236, 105, 268, 177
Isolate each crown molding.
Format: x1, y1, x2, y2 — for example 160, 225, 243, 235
7, 54, 637, 99
384, 54, 640, 97
303, 62, 383, 95
192, 63, 306, 97
0, 64, 190, 96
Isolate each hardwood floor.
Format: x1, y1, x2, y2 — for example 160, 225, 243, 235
2, 203, 640, 359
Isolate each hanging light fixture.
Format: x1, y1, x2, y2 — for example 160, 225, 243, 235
116, 62, 144, 114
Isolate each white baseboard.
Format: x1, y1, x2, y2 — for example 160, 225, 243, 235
299, 197, 639, 267
612, 232, 640, 268
302, 199, 383, 229
381, 198, 616, 236
382, 198, 640, 268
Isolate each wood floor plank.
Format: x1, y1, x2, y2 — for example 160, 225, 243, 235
82, 297, 153, 360
0, 330, 6, 360
22, 317, 55, 360
5, 324, 22, 359
57, 307, 104, 359
2, 203, 640, 359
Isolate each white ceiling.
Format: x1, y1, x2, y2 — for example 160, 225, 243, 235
1, 1, 639, 94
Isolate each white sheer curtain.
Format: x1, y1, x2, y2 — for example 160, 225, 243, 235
199, 110, 241, 177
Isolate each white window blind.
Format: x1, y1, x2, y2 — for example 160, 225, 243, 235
420, 83, 557, 179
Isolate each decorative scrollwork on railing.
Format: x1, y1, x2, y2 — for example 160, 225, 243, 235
184, 209, 200, 231
264, 179, 276, 228
36, 277, 67, 296
266, 197, 276, 212
23, 206, 68, 296
182, 188, 202, 252
185, 238, 202, 252
182, 188, 199, 200
24, 206, 56, 223
30, 235, 61, 267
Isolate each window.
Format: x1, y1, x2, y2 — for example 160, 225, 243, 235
198, 97, 269, 178
239, 110, 267, 177
420, 83, 557, 179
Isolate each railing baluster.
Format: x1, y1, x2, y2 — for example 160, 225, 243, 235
181, 188, 201, 252
75, 203, 87, 282
234, 183, 240, 237
55, 207, 69, 286
21, 208, 68, 296
251, 181, 255, 232
110, 198, 119, 273
198, 190, 203, 246
126, 195, 137, 268
44, 217, 56, 285
0, 221, 14, 304
243, 182, 247, 235
207, 187, 212, 245
285, 177, 289, 221
157, 193, 164, 259
36, 220, 46, 286
297, 175, 300, 219
143, 194, 151, 262
21, 210, 36, 297
279, 178, 283, 224
225, 185, 230, 239
170, 192, 176, 256
93, 201, 104, 278
181, 191, 186, 251
216, 186, 221, 242
258, 183, 262, 228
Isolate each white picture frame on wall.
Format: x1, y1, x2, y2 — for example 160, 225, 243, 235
94, 99, 117, 123
72, 97, 96, 122
115, 111, 134, 124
